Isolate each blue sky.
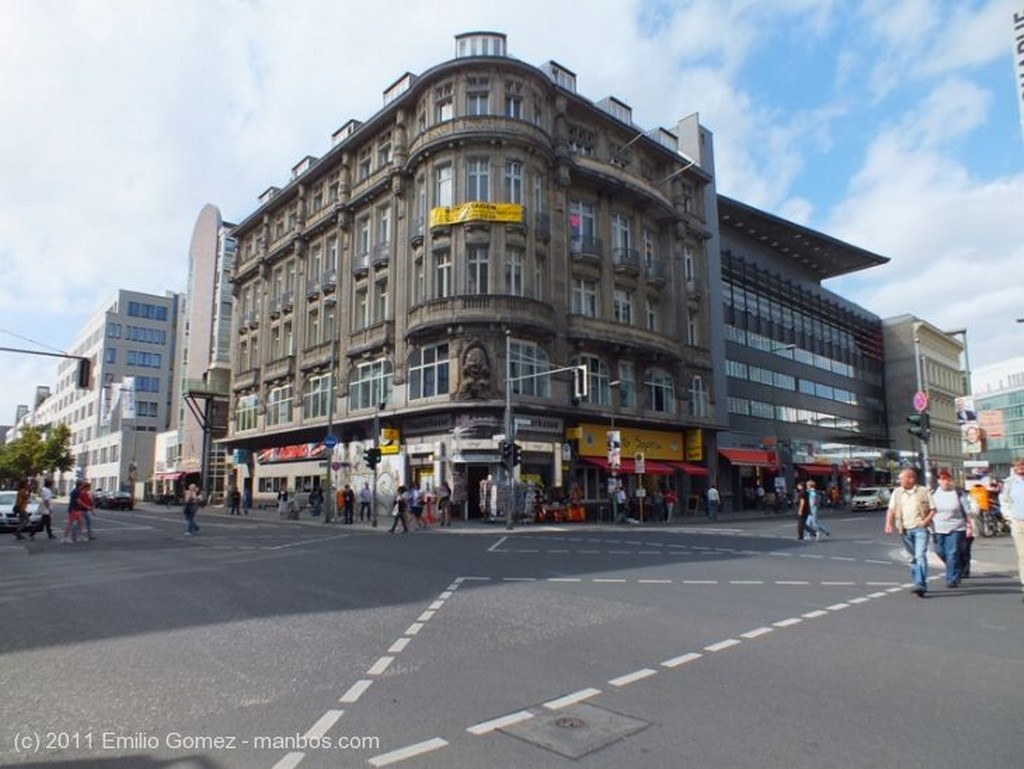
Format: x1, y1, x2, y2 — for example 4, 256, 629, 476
1, 0, 1022, 424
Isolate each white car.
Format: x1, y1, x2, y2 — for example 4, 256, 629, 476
0, 490, 42, 533
850, 486, 891, 511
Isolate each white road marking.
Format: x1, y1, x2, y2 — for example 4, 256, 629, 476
593, 578, 628, 583
304, 709, 344, 740
487, 537, 508, 552
704, 638, 741, 652
548, 577, 582, 583
865, 559, 893, 565
867, 591, 889, 598
775, 580, 809, 585
638, 578, 673, 584
543, 688, 602, 710
740, 627, 773, 639
367, 656, 394, 676
730, 580, 764, 585
827, 602, 851, 611
272, 752, 305, 769
405, 622, 424, 636
661, 652, 703, 668
369, 737, 449, 767
467, 710, 534, 735
609, 668, 658, 687
801, 609, 829, 619
339, 680, 373, 704
848, 597, 870, 604
439, 591, 454, 600
821, 581, 856, 586
774, 617, 802, 628
830, 556, 857, 562
503, 577, 536, 582
417, 610, 435, 621
388, 638, 411, 653
428, 600, 445, 610
683, 580, 718, 584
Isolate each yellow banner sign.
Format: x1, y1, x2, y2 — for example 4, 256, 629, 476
684, 428, 703, 461
429, 202, 524, 227
577, 423, 683, 461
380, 428, 400, 455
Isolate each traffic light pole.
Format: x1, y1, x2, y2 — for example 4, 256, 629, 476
913, 336, 932, 488
371, 408, 380, 527
505, 330, 515, 530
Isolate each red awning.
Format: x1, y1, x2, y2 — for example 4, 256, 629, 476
796, 463, 834, 476
154, 471, 184, 481
662, 461, 709, 476
718, 448, 776, 467
581, 457, 675, 475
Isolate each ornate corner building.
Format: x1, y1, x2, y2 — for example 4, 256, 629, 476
225, 32, 720, 513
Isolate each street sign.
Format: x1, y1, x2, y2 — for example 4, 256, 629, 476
634, 451, 646, 475
324, 433, 338, 448
913, 391, 929, 413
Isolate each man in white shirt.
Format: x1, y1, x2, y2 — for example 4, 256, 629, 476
999, 457, 1024, 600
885, 468, 935, 597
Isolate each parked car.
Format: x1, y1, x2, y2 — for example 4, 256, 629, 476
0, 490, 42, 533
101, 490, 134, 510
851, 486, 891, 511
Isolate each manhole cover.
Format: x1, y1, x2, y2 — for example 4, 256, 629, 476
502, 703, 648, 759
555, 716, 584, 729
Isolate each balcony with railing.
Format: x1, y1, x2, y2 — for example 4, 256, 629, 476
353, 252, 370, 277
564, 316, 681, 362
321, 269, 338, 294
348, 320, 395, 358
232, 368, 259, 391
410, 217, 425, 246
645, 258, 667, 285
371, 242, 391, 268
306, 277, 322, 300
612, 247, 641, 275
570, 235, 603, 262
262, 354, 295, 383
410, 116, 550, 160
407, 294, 556, 339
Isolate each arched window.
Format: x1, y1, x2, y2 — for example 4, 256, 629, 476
510, 340, 549, 397
574, 354, 610, 405
644, 367, 675, 413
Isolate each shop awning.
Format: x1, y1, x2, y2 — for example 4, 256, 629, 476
662, 461, 709, 476
718, 448, 776, 468
581, 457, 675, 475
154, 471, 184, 481
796, 463, 834, 476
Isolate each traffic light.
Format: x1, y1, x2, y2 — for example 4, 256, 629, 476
511, 442, 522, 467
76, 357, 91, 389
363, 447, 382, 469
573, 364, 589, 400
907, 412, 931, 443
500, 440, 513, 468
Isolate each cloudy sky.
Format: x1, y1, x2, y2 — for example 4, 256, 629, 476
1, 0, 1022, 424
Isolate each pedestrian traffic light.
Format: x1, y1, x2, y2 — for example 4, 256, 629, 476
907, 412, 931, 443
364, 447, 382, 469
500, 440, 513, 468
511, 442, 522, 467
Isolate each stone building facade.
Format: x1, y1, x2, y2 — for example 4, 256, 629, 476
226, 32, 719, 516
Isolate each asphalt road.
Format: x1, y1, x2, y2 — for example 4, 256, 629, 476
1, 505, 1021, 769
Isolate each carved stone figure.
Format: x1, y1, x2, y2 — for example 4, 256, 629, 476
456, 341, 496, 400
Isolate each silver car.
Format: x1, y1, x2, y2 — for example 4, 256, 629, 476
850, 486, 891, 511
0, 490, 42, 533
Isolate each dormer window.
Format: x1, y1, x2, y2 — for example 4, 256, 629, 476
455, 32, 506, 58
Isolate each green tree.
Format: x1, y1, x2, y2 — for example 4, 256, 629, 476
40, 422, 75, 476
2, 426, 46, 480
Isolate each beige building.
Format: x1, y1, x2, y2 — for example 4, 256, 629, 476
883, 315, 967, 484
226, 32, 719, 515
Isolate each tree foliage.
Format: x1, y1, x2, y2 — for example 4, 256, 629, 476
0, 423, 74, 485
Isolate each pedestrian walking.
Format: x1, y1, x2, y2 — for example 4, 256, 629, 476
998, 456, 1024, 601
885, 468, 935, 598
389, 485, 409, 534
358, 482, 372, 523
437, 481, 452, 527
706, 484, 720, 520
36, 478, 55, 538
931, 470, 968, 588
664, 486, 677, 522
277, 488, 289, 519
795, 482, 817, 541
242, 486, 252, 515
13, 480, 34, 540
77, 481, 96, 540
408, 486, 425, 528
806, 479, 830, 539
229, 487, 241, 515
342, 484, 355, 524
183, 483, 202, 535
61, 479, 85, 543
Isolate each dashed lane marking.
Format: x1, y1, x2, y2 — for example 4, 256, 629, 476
543, 688, 602, 710
368, 737, 449, 767
609, 668, 658, 687
467, 710, 534, 735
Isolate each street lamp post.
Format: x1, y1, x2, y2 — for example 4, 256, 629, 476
504, 329, 515, 530
608, 380, 621, 524
913, 336, 932, 488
